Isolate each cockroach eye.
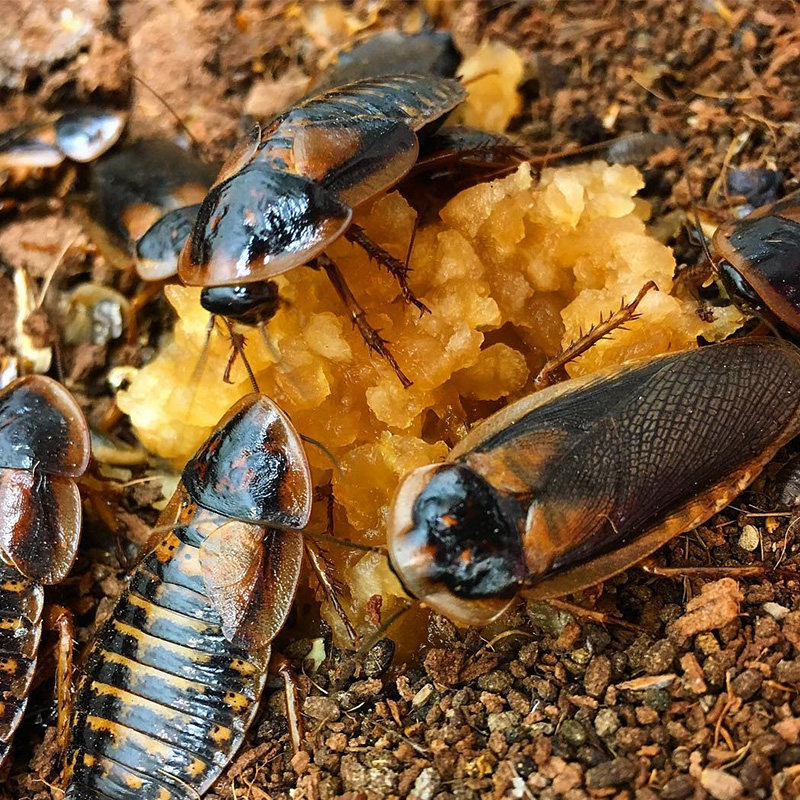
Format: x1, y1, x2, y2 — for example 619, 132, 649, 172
388, 463, 525, 626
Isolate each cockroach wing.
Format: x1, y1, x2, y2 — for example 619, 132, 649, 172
316, 117, 420, 208
178, 163, 352, 286
0, 376, 90, 477
0, 469, 81, 584
200, 520, 303, 649
183, 394, 312, 528
512, 339, 800, 594
210, 123, 261, 189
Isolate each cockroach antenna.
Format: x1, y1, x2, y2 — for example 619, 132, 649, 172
128, 72, 211, 161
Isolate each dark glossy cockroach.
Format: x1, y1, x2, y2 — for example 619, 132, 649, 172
712, 189, 800, 332
88, 139, 218, 279
0, 109, 125, 174
64, 393, 312, 800
387, 338, 800, 625
309, 29, 461, 94
0, 375, 90, 766
177, 72, 466, 387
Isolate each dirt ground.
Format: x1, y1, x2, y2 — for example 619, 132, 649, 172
2, 1, 800, 799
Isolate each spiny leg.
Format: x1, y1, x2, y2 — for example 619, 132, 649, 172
305, 535, 358, 647
345, 222, 429, 315
271, 655, 305, 755
534, 280, 657, 390
639, 558, 784, 580
316, 253, 412, 388
43, 605, 75, 771
545, 598, 646, 633
221, 316, 259, 392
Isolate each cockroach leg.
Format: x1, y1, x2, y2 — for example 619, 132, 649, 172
316, 253, 412, 388
545, 598, 646, 633
305, 539, 358, 646
272, 655, 305, 755
43, 605, 75, 763
534, 280, 657, 389
639, 558, 768, 579
345, 223, 430, 315
221, 316, 259, 392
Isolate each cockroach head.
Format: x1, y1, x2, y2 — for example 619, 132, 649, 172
387, 462, 525, 626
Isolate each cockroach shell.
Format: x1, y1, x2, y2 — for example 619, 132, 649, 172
53, 109, 126, 162
182, 394, 312, 529
91, 139, 217, 250
713, 190, 800, 330
0, 122, 64, 170
135, 203, 202, 280
311, 30, 461, 93
390, 339, 800, 623
200, 522, 304, 649
0, 376, 90, 477
178, 164, 353, 286
388, 462, 522, 627
0, 469, 81, 584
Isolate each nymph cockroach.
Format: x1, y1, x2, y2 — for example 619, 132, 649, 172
712, 189, 800, 331
64, 393, 312, 800
88, 139, 218, 279
0, 109, 125, 176
0, 375, 90, 766
177, 72, 467, 387
387, 338, 800, 625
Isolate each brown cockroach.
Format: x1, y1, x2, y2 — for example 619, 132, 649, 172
64, 393, 312, 800
0, 375, 90, 765
387, 338, 800, 625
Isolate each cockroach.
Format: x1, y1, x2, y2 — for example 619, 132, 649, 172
64, 393, 312, 799
387, 338, 800, 625
712, 189, 800, 331
309, 29, 461, 94
0, 109, 125, 175
177, 72, 467, 387
88, 139, 218, 279
0, 375, 90, 765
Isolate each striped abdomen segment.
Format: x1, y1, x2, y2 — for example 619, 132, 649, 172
0, 562, 43, 766
65, 518, 269, 800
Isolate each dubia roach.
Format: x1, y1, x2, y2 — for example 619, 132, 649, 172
177, 72, 466, 386
387, 339, 800, 625
0, 109, 125, 173
712, 189, 800, 331
89, 139, 218, 278
0, 376, 90, 765
64, 394, 311, 800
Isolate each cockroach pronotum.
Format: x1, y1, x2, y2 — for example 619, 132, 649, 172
0, 376, 90, 766
711, 189, 800, 332
0, 109, 125, 174
387, 338, 800, 625
177, 71, 467, 387
64, 393, 312, 800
